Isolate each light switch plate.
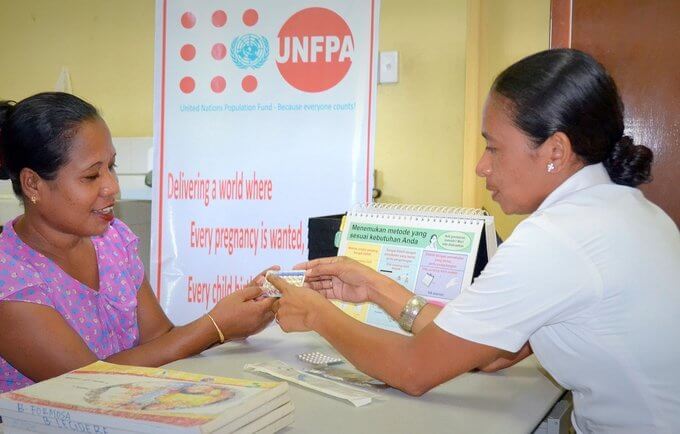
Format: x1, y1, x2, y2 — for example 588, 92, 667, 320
379, 51, 398, 84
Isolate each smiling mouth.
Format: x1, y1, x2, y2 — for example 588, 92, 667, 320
93, 205, 115, 220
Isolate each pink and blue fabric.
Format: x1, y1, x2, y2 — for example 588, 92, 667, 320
0, 219, 144, 392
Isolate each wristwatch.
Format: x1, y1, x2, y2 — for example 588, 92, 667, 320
398, 295, 428, 333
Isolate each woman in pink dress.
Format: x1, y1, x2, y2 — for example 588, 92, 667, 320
0, 92, 275, 393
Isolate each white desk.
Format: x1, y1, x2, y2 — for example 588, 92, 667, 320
165, 326, 563, 434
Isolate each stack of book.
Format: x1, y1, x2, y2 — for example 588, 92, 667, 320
0, 361, 293, 433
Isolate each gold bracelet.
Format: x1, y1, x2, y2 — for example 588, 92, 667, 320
206, 313, 225, 344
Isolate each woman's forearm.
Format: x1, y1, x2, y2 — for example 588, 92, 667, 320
367, 276, 443, 334
310, 300, 500, 396
366, 276, 412, 317
311, 300, 423, 394
105, 315, 218, 367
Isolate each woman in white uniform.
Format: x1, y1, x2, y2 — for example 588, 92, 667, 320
270, 49, 680, 433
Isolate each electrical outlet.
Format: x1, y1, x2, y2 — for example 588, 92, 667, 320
379, 51, 399, 84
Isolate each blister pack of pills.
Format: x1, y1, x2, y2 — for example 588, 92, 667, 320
297, 351, 344, 366
262, 270, 305, 297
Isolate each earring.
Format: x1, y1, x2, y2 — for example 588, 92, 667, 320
30, 196, 37, 204
547, 162, 556, 173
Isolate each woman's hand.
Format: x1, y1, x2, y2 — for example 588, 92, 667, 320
209, 287, 275, 340
294, 256, 385, 304
269, 276, 332, 333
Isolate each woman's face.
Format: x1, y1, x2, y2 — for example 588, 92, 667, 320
36, 118, 119, 236
476, 94, 553, 215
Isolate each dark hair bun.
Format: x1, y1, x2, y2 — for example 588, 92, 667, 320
603, 136, 653, 187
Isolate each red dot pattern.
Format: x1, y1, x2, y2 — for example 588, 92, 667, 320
211, 76, 227, 93
180, 77, 195, 94
243, 9, 259, 26
211, 43, 227, 60
178, 9, 262, 94
180, 44, 196, 61
181, 12, 196, 29
242, 75, 258, 93
212, 10, 227, 27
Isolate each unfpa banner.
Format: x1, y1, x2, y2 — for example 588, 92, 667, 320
152, 0, 380, 323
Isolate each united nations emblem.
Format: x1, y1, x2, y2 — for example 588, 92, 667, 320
230, 34, 269, 69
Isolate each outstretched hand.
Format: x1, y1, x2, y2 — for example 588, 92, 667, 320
268, 275, 330, 333
209, 286, 275, 340
293, 256, 383, 304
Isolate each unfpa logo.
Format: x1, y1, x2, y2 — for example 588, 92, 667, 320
175, 7, 354, 94
276, 7, 354, 93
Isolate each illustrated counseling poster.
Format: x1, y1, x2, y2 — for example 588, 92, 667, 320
152, 0, 380, 323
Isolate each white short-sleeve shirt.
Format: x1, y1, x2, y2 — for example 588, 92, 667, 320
434, 163, 680, 433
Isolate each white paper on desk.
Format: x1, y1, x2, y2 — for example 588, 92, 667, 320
244, 361, 380, 407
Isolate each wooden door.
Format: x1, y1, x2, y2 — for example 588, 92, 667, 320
551, 0, 680, 227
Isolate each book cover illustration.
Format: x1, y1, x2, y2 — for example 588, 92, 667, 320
0, 361, 286, 428
84, 379, 235, 412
